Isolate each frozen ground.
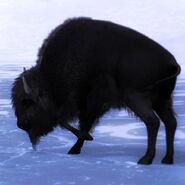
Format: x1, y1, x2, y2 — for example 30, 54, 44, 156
0, 0, 185, 185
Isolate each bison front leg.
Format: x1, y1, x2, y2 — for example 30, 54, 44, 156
58, 104, 93, 141
62, 122, 93, 141
68, 138, 85, 154
126, 92, 160, 165
68, 84, 107, 155
68, 121, 93, 154
68, 111, 96, 154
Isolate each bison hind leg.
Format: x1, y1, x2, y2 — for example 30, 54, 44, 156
153, 98, 177, 164
126, 91, 160, 165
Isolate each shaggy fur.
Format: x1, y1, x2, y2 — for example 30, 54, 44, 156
11, 17, 181, 164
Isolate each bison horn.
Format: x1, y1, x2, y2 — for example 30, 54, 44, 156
22, 74, 31, 94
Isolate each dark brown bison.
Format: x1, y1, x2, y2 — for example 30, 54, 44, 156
11, 17, 181, 164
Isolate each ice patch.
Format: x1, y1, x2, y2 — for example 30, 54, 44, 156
126, 161, 137, 166
96, 123, 185, 140
96, 123, 147, 139
67, 182, 76, 185
174, 93, 185, 97
84, 176, 91, 181
0, 149, 27, 166
0, 99, 11, 106
174, 100, 185, 105
0, 99, 10, 104
175, 130, 185, 139
0, 110, 9, 116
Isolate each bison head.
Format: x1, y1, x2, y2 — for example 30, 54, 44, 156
11, 67, 56, 149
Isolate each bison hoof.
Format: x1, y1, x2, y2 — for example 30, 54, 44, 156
137, 156, 153, 165
68, 146, 81, 155
161, 156, 173, 164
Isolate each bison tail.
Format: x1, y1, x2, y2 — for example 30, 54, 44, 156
157, 61, 181, 84
143, 58, 181, 95
155, 60, 181, 98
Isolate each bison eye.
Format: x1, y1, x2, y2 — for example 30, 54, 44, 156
21, 99, 35, 107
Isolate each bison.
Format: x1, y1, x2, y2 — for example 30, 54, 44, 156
11, 17, 181, 165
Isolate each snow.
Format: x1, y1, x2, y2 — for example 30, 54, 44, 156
0, 0, 185, 185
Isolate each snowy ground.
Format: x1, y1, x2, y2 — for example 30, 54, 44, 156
0, 0, 185, 185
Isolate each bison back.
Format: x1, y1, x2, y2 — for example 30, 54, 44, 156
38, 18, 180, 105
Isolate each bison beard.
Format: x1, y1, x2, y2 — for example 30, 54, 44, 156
11, 17, 181, 165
